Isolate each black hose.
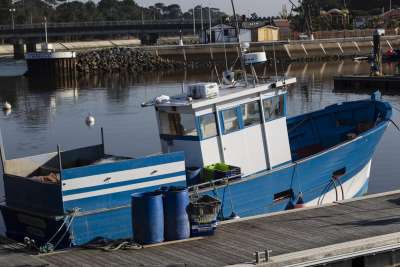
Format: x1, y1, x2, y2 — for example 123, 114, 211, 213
336, 177, 345, 201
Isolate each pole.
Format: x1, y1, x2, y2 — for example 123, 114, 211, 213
200, 5, 204, 42
11, 11, 14, 31
230, 0, 240, 42
44, 16, 48, 44
9, 8, 15, 31
230, 0, 247, 83
208, 7, 212, 43
193, 7, 196, 35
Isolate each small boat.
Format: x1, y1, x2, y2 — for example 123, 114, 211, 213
383, 48, 400, 62
0, 51, 392, 250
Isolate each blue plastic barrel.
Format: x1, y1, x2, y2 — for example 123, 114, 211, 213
164, 187, 190, 241
131, 192, 164, 244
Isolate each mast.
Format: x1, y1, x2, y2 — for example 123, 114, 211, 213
230, 0, 247, 83
230, 0, 240, 43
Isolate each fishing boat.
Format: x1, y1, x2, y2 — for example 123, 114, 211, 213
0, 48, 392, 249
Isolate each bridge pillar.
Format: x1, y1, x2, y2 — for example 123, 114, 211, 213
26, 43, 37, 53
13, 40, 25, 60
140, 33, 159, 45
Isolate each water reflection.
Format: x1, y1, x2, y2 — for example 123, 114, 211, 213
0, 60, 399, 194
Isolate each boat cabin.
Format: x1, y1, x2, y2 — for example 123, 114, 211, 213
154, 77, 296, 176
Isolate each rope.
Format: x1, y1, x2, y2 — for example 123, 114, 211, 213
334, 175, 345, 201
35, 208, 80, 253
226, 180, 236, 217
383, 101, 400, 132
288, 116, 310, 133
389, 119, 400, 132
83, 238, 142, 252
53, 211, 77, 250
317, 180, 333, 206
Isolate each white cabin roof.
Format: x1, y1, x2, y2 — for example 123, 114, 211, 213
155, 76, 296, 110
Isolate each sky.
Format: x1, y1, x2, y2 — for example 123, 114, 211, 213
135, 0, 292, 17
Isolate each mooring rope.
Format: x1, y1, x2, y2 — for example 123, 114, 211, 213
83, 238, 142, 252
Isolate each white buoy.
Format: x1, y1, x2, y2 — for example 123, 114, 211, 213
3, 101, 11, 111
85, 114, 95, 127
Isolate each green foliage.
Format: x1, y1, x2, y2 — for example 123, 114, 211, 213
0, 0, 227, 25
291, 0, 400, 32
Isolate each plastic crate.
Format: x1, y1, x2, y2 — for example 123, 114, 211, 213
202, 163, 241, 183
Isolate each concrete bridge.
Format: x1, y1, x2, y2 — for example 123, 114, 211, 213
0, 19, 215, 45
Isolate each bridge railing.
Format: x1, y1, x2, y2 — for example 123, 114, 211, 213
0, 19, 220, 31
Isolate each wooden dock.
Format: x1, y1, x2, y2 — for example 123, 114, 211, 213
4, 190, 400, 266
334, 75, 400, 92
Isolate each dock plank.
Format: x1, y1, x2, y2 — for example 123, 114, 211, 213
4, 191, 400, 266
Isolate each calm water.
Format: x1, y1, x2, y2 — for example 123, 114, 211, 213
0, 60, 400, 196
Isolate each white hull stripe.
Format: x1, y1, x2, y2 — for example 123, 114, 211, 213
306, 160, 371, 206
62, 175, 186, 202
62, 161, 185, 191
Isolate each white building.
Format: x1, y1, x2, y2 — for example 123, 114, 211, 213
205, 24, 252, 43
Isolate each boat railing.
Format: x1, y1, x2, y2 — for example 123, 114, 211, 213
188, 175, 242, 193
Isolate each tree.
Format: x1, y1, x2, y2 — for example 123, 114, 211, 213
164, 4, 182, 19
250, 13, 259, 20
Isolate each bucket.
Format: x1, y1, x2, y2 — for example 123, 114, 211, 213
131, 192, 164, 245
164, 186, 190, 241
188, 195, 221, 237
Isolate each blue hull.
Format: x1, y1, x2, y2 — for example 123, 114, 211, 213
68, 119, 386, 245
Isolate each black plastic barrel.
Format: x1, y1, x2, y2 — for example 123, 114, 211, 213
131, 192, 164, 244
164, 187, 190, 241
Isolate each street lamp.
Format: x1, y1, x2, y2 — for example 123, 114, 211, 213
9, 8, 16, 31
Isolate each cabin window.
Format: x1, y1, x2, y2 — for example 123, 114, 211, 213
263, 95, 285, 121
241, 101, 261, 127
221, 108, 240, 134
159, 111, 198, 137
199, 113, 218, 139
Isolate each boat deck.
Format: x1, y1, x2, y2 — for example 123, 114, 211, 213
4, 190, 400, 267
